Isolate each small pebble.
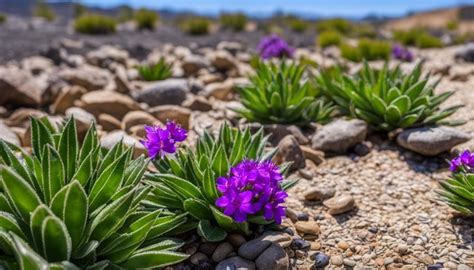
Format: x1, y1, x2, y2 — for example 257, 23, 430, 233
313, 252, 330, 268
427, 263, 443, 270
297, 212, 309, 221
291, 238, 311, 251
343, 258, 356, 267
368, 227, 378, 233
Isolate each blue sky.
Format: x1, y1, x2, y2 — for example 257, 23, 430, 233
79, 0, 473, 17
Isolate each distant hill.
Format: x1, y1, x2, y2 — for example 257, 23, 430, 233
384, 5, 474, 33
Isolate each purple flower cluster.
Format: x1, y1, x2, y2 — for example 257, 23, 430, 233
215, 160, 288, 224
142, 121, 187, 159
257, 34, 294, 59
450, 150, 474, 172
392, 44, 413, 62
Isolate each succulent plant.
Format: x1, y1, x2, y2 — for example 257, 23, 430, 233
438, 150, 474, 216
316, 62, 462, 131
138, 58, 173, 81
0, 117, 189, 269
74, 14, 116, 35
145, 123, 296, 242
236, 61, 337, 126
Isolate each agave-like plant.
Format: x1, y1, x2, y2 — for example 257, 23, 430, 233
316, 62, 462, 131
144, 123, 296, 242
0, 117, 189, 269
138, 58, 173, 81
236, 61, 336, 126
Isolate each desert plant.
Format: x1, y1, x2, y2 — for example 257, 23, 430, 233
138, 58, 173, 81
33, 0, 55, 21
289, 18, 308, 33
316, 18, 351, 34
393, 29, 443, 48
416, 32, 443, 48
438, 150, 474, 216
74, 14, 116, 34
0, 117, 189, 268
317, 30, 342, 48
219, 12, 247, 32
446, 20, 459, 31
353, 23, 377, 38
134, 8, 158, 30
316, 62, 461, 131
144, 122, 296, 242
181, 17, 210, 35
236, 61, 336, 126
340, 39, 391, 62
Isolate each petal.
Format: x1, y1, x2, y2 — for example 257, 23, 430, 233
239, 191, 253, 203
233, 209, 247, 223
215, 196, 229, 208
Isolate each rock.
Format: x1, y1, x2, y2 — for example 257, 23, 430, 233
6, 108, 46, 128
79, 90, 140, 119
449, 65, 474, 81
255, 244, 289, 270
238, 231, 291, 260
396, 126, 471, 156
181, 55, 209, 76
190, 252, 208, 265
212, 242, 234, 262
182, 95, 213, 111
295, 221, 320, 236
0, 122, 20, 146
100, 130, 146, 158
427, 263, 443, 270
129, 125, 147, 137
199, 73, 224, 84
353, 142, 371, 156
343, 258, 356, 267
290, 238, 311, 251
249, 123, 309, 145
454, 43, 474, 63
210, 50, 237, 71
121, 111, 160, 132
396, 244, 409, 255
217, 41, 244, 55
215, 256, 255, 270
21, 56, 53, 75
303, 187, 335, 201
300, 146, 325, 165
227, 234, 246, 248
98, 114, 122, 132
323, 195, 356, 215
203, 80, 234, 100
275, 135, 305, 171
86, 45, 129, 67
58, 65, 111, 91
50, 86, 87, 114
337, 241, 349, 251
312, 119, 368, 153
114, 65, 132, 94
65, 107, 96, 137
314, 252, 330, 268
135, 79, 189, 106
148, 105, 191, 129
0, 66, 46, 106
457, 264, 471, 270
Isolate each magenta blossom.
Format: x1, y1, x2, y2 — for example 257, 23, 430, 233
450, 150, 474, 172
257, 34, 294, 59
215, 159, 287, 224
142, 121, 187, 159
392, 44, 413, 62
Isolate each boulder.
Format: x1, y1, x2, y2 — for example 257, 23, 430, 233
312, 119, 367, 153
203, 79, 234, 100
58, 65, 111, 91
121, 111, 160, 132
134, 79, 189, 106
79, 90, 140, 119
275, 135, 305, 171
65, 107, 96, 137
238, 232, 292, 260
86, 45, 129, 67
98, 114, 122, 132
255, 244, 289, 270
182, 95, 213, 111
148, 105, 191, 129
0, 66, 46, 106
6, 108, 46, 128
181, 55, 209, 76
50, 86, 87, 114
209, 50, 237, 71
454, 43, 474, 63
396, 126, 471, 156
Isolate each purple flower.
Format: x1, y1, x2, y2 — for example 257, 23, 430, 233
215, 159, 287, 224
257, 34, 294, 59
142, 121, 187, 159
450, 150, 474, 172
392, 44, 413, 62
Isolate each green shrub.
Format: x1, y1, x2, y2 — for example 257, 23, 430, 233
316, 62, 461, 131
236, 61, 336, 126
317, 30, 343, 48
134, 8, 158, 30
74, 14, 116, 34
289, 18, 308, 33
0, 14, 5, 24
138, 58, 172, 81
340, 39, 391, 62
181, 17, 210, 35
0, 117, 189, 268
219, 12, 247, 32
353, 23, 377, 38
147, 122, 296, 242
33, 1, 55, 21
446, 20, 459, 31
393, 29, 443, 48
316, 18, 352, 34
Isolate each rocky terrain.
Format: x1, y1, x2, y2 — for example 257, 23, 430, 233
0, 28, 473, 269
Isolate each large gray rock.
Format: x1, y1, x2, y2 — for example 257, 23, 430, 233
215, 256, 255, 270
248, 123, 309, 146
0, 66, 46, 106
455, 43, 474, 63
255, 244, 289, 270
396, 126, 471, 156
134, 79, 189, 106
238, 232, 292, 260
312, 119, 368, 153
